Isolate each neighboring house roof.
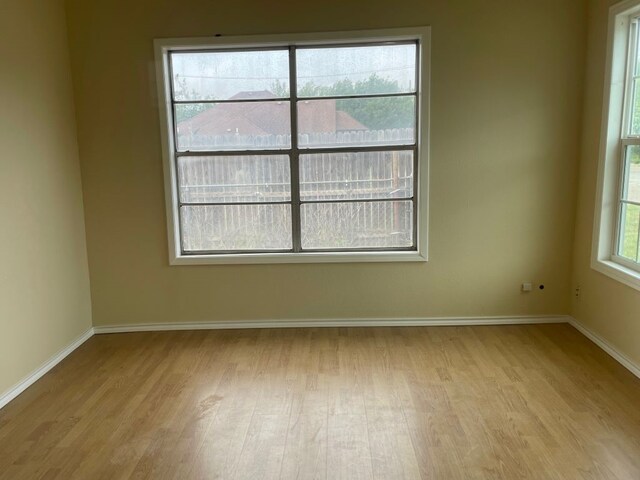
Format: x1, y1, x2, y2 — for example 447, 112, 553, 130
177, 91, 367, 137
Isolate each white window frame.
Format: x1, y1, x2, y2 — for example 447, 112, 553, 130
593, 0, 640, 291
154, 27, 430, 265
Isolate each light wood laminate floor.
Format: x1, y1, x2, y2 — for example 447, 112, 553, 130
1, 324, 639, 479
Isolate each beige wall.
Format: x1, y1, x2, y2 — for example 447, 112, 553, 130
65, 0, 586, 326
0, 0, 92, 394
571, 0, 640, 366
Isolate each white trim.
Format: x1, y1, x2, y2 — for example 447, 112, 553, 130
155, 27, 431, 51
154, 27, 431, 265
167, 250, 427, 265
1, 318, 637, 414
155, 36, 182, 263
92, 316, 640, 381
568, 317, 640, 380
0, 327, 94, 410
93, 315, 568, 334
592, 257, 640, 290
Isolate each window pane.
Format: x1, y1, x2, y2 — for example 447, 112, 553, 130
297, 97, 415, 148
301, 201, 413, 249
623, 145, 640, 203
296, 44, 416, 97
300, 151, 413, 201
171, 50, 289, 101
178, 155, 290, 203
635, 23, 640, 75
618, 203, 640, 262
630, 79, 640, 136
175, 101, 291, 151
181, 205, 292, 252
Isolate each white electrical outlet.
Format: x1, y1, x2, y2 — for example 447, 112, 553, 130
522, 282, 532, 292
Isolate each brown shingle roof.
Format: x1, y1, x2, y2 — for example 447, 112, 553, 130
177, 92, 367, 137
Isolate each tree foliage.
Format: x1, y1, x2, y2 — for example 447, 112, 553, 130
174, 73, 414, 130
274, 74, 414, 130
173, 76, 209, 123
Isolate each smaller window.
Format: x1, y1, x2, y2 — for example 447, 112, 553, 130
593, 0, 640, 290
614, 17, 640, 267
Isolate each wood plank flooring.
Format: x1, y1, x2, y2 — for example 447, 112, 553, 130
0, 324, 639, 479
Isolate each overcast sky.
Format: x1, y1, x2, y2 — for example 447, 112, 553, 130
171, 43, 416, 100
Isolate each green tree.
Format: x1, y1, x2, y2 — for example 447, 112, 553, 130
270, 79, 289, 98
174, 76, 209, 123
631, 87, 640, 164
630, 144, 640, 165
297, 74, 414, 129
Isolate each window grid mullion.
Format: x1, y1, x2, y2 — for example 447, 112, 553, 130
181, 245, 416, 256
615, 146, 628, 258
176, 149, 293, 157
288, 46, 303, 253
176, 144, 416, 157
412, 40, 421, 248
636, 206, 640, 262
180, 201, 292, 207
300, 197, 414, 205
296, 92, 416, 102
173, 97, 289, 105
175, 91, 417, 104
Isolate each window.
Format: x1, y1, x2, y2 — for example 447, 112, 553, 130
617, 19, 640, 267
593, 0, 640, 290
155, 28, 430, 264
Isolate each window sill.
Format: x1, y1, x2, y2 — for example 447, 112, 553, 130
591, 258, 640, 292
171, 250, 428, 265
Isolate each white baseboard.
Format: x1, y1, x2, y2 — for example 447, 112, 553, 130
1, 317, 637, 412
0, 327, 94, 410
92, 315, 640, 381
568, 317, 640, 380
93, 315, 569, 334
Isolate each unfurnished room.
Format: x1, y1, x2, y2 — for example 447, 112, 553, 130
1, 0, 640, 478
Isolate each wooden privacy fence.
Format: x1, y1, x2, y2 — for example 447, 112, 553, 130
176, 129, 416, 251
178, 128, 415, 152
